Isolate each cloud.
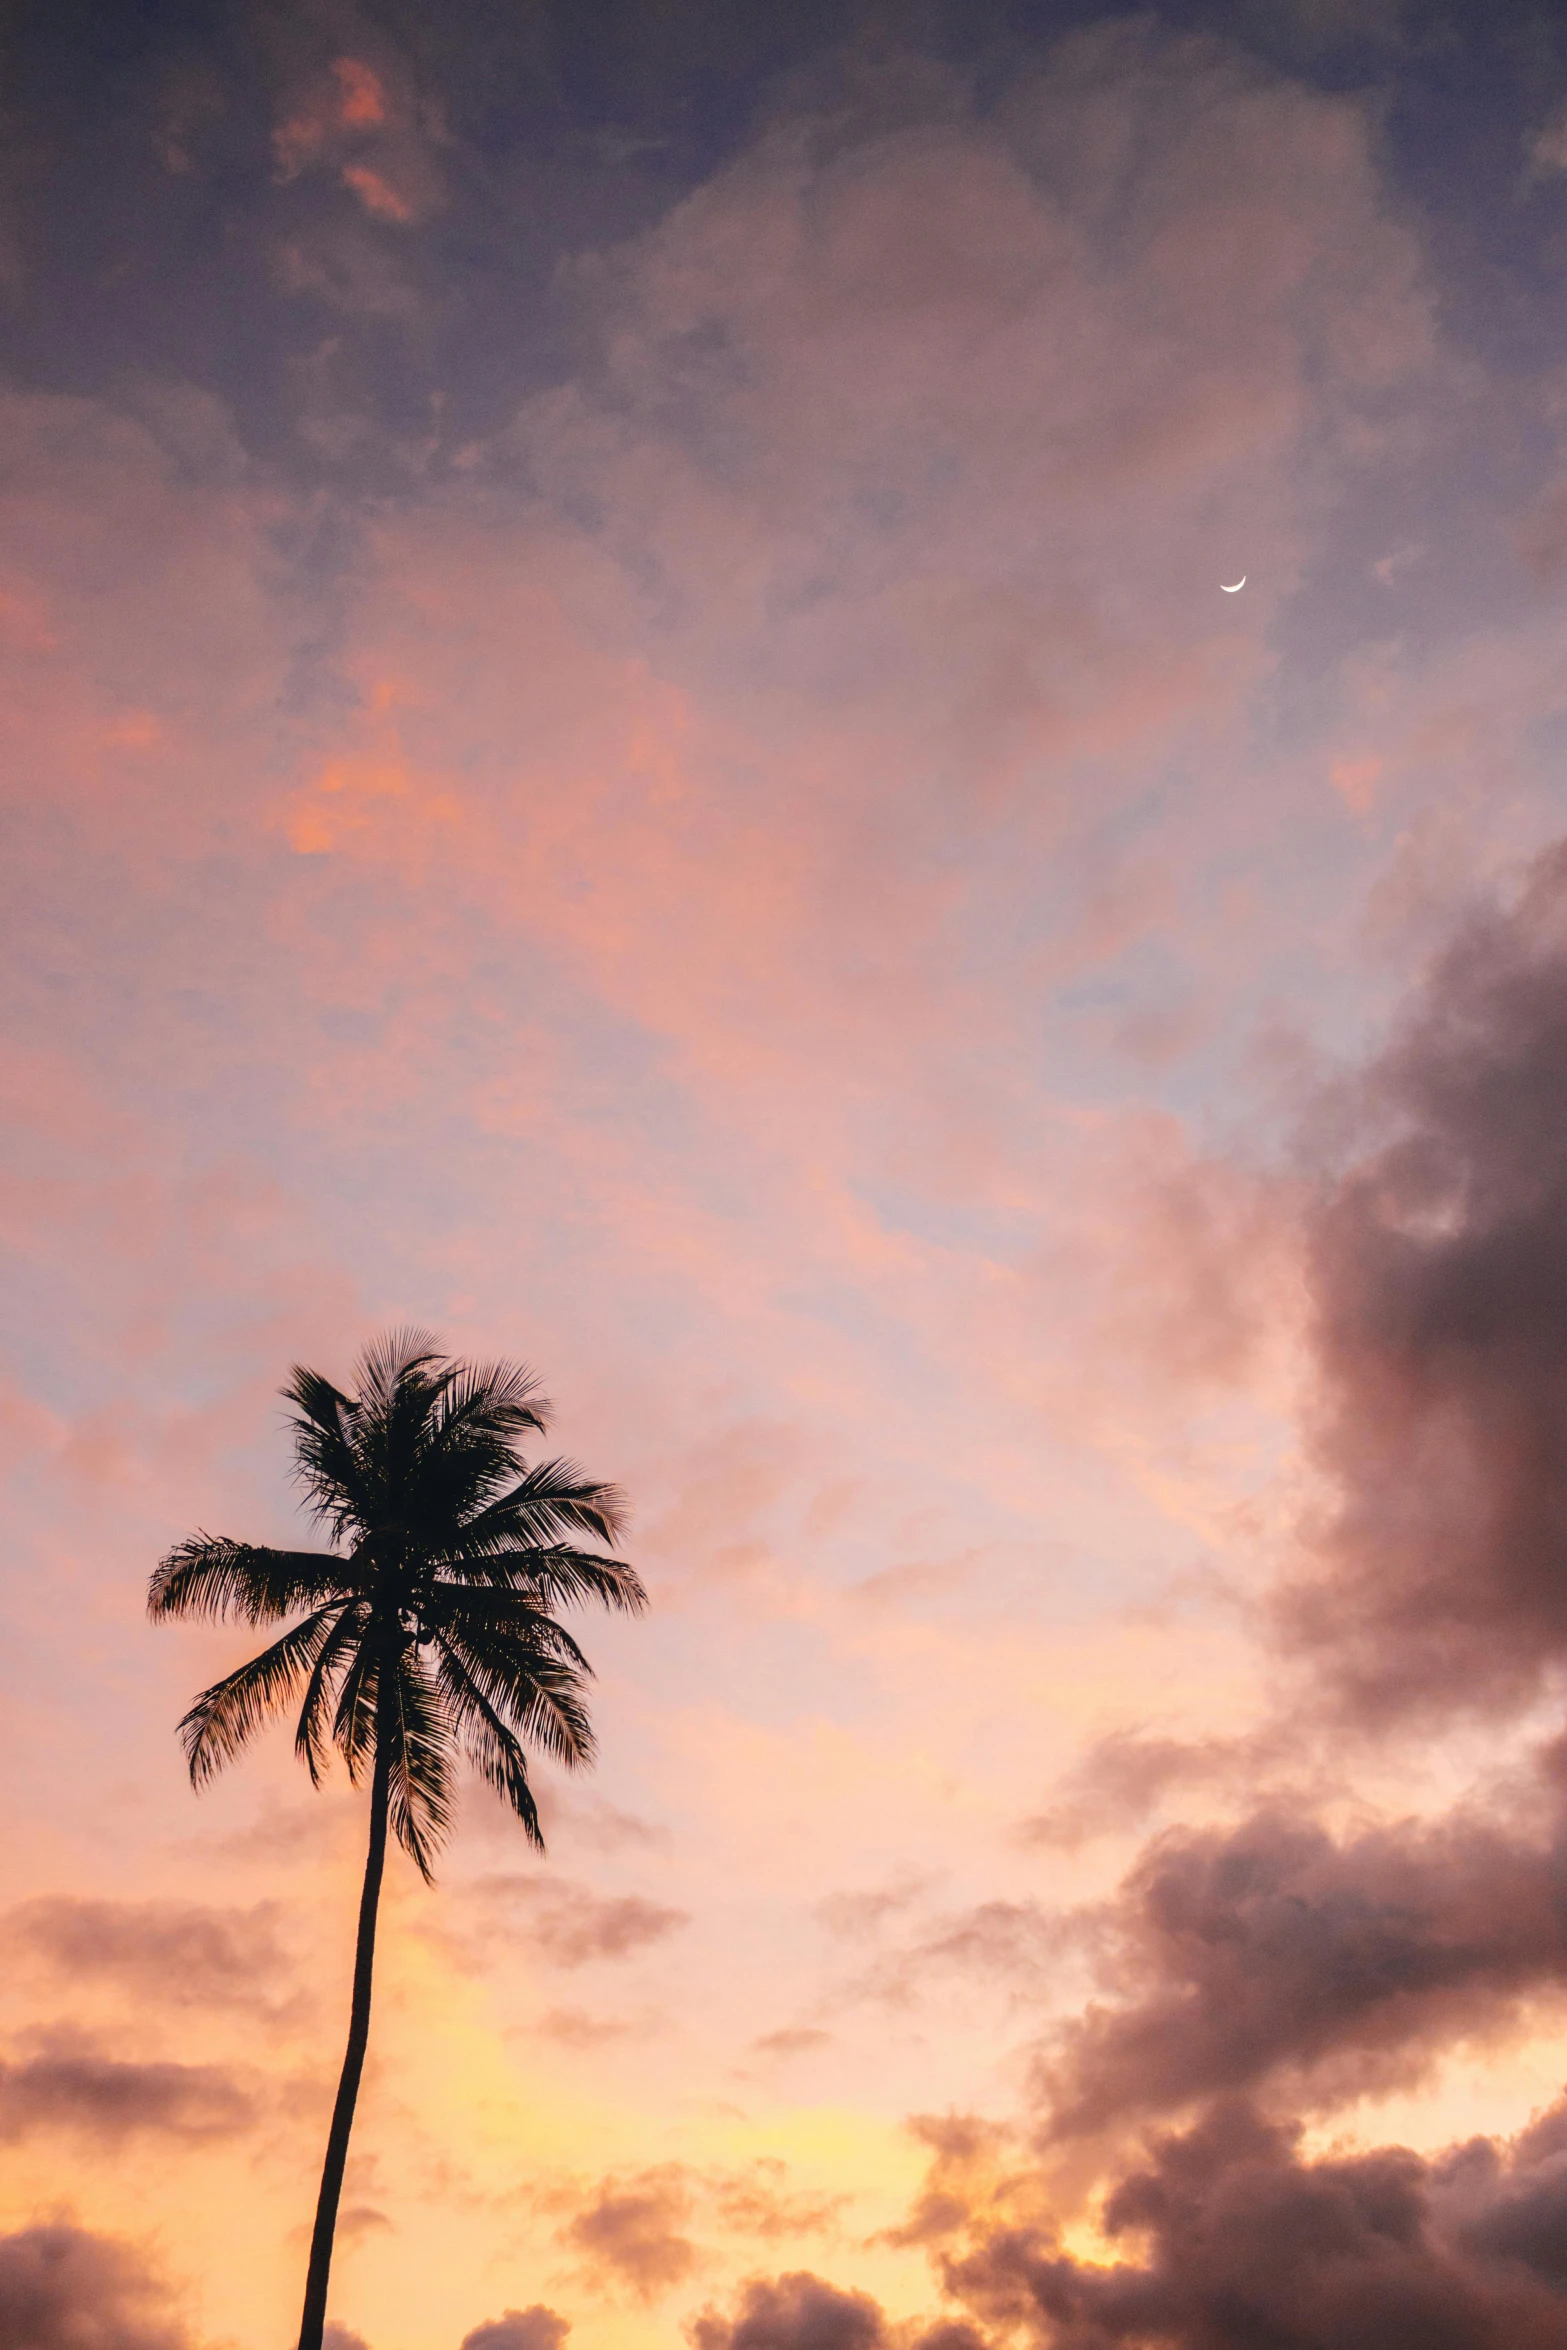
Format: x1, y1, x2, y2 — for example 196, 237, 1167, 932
0, 17, 1539, 2349
559, 2167, 698, 2300
460, 2310, 569, 2350
461, 1875, 688, 1968
710, 2163, 848, 2242
1, 1895, 298, 2014
270, 48, 437, 225
698, 2092, 1567, 2350
690, 2271, 986, 2350
0, 2222, 194, 2350
1017, 1726, 1298, 1850
940, 2097, 1567, 2350
690, 2274, 884, 2350
1036, 1796, 1567, 2142
535, 2006, 637, 2048
1528, 100, 1567, 179
856, 1900, 1064, 2012
814, 1885, 926, 1941
1281, 841, 1567, 1723
0, 2043, 257, 2144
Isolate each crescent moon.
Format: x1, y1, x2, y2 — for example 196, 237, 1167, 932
1220, 576, 1246, 592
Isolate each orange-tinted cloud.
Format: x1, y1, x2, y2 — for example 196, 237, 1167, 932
341, 164, 415, 223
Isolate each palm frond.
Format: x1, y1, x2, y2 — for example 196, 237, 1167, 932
332, 1637, 382, 1785
381, 1359, 454, 1514
430, 1358, 550, 1452
353, 1326, 445, 1413
178, 1605, 345, 1787
399, 1363, 552, 1536
437, 1623, 597, 1769
439, 1541, 646, 1617
294, 1600, 370, 1786
422, 1582, 595, 1671
443, 1460, 627, 1555
282, 1366, 371, 1540
433, 1642, 544, 1848
149, 1536, 345, 1624
384, 1649, 455, 1881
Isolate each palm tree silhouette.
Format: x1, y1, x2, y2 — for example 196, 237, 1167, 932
149, 1330, 645, 2350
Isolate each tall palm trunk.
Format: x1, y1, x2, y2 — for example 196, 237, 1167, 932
297, 1724, 392, 2350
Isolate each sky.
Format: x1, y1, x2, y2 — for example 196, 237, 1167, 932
10, 0, 1567, 2344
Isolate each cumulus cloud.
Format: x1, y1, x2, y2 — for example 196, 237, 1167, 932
1283, 841, 1567, 1722
0, 2223, 194, 2350
1035, 1797, 1567, 2142
939, 2097, 1567, 2350
697, 2094, 1567, 2350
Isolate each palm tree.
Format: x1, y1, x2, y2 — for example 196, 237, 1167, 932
148, 1330, 645, 2350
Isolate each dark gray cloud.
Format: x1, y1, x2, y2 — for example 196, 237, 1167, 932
1283, 841, 1567, 1723
1037, 1796, 1567, 2140
460, 2308, 570, 2350
0, 2222, 194, 2350
0, 2043, 257, 2144
1, 1895, 298, 2014
939, 2096, 1567, 2350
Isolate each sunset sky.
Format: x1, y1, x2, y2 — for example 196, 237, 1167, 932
11, 3, 1567, 2346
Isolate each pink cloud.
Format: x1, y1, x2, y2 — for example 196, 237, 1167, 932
332, 58, 388, 130
340, 164, 414, 223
